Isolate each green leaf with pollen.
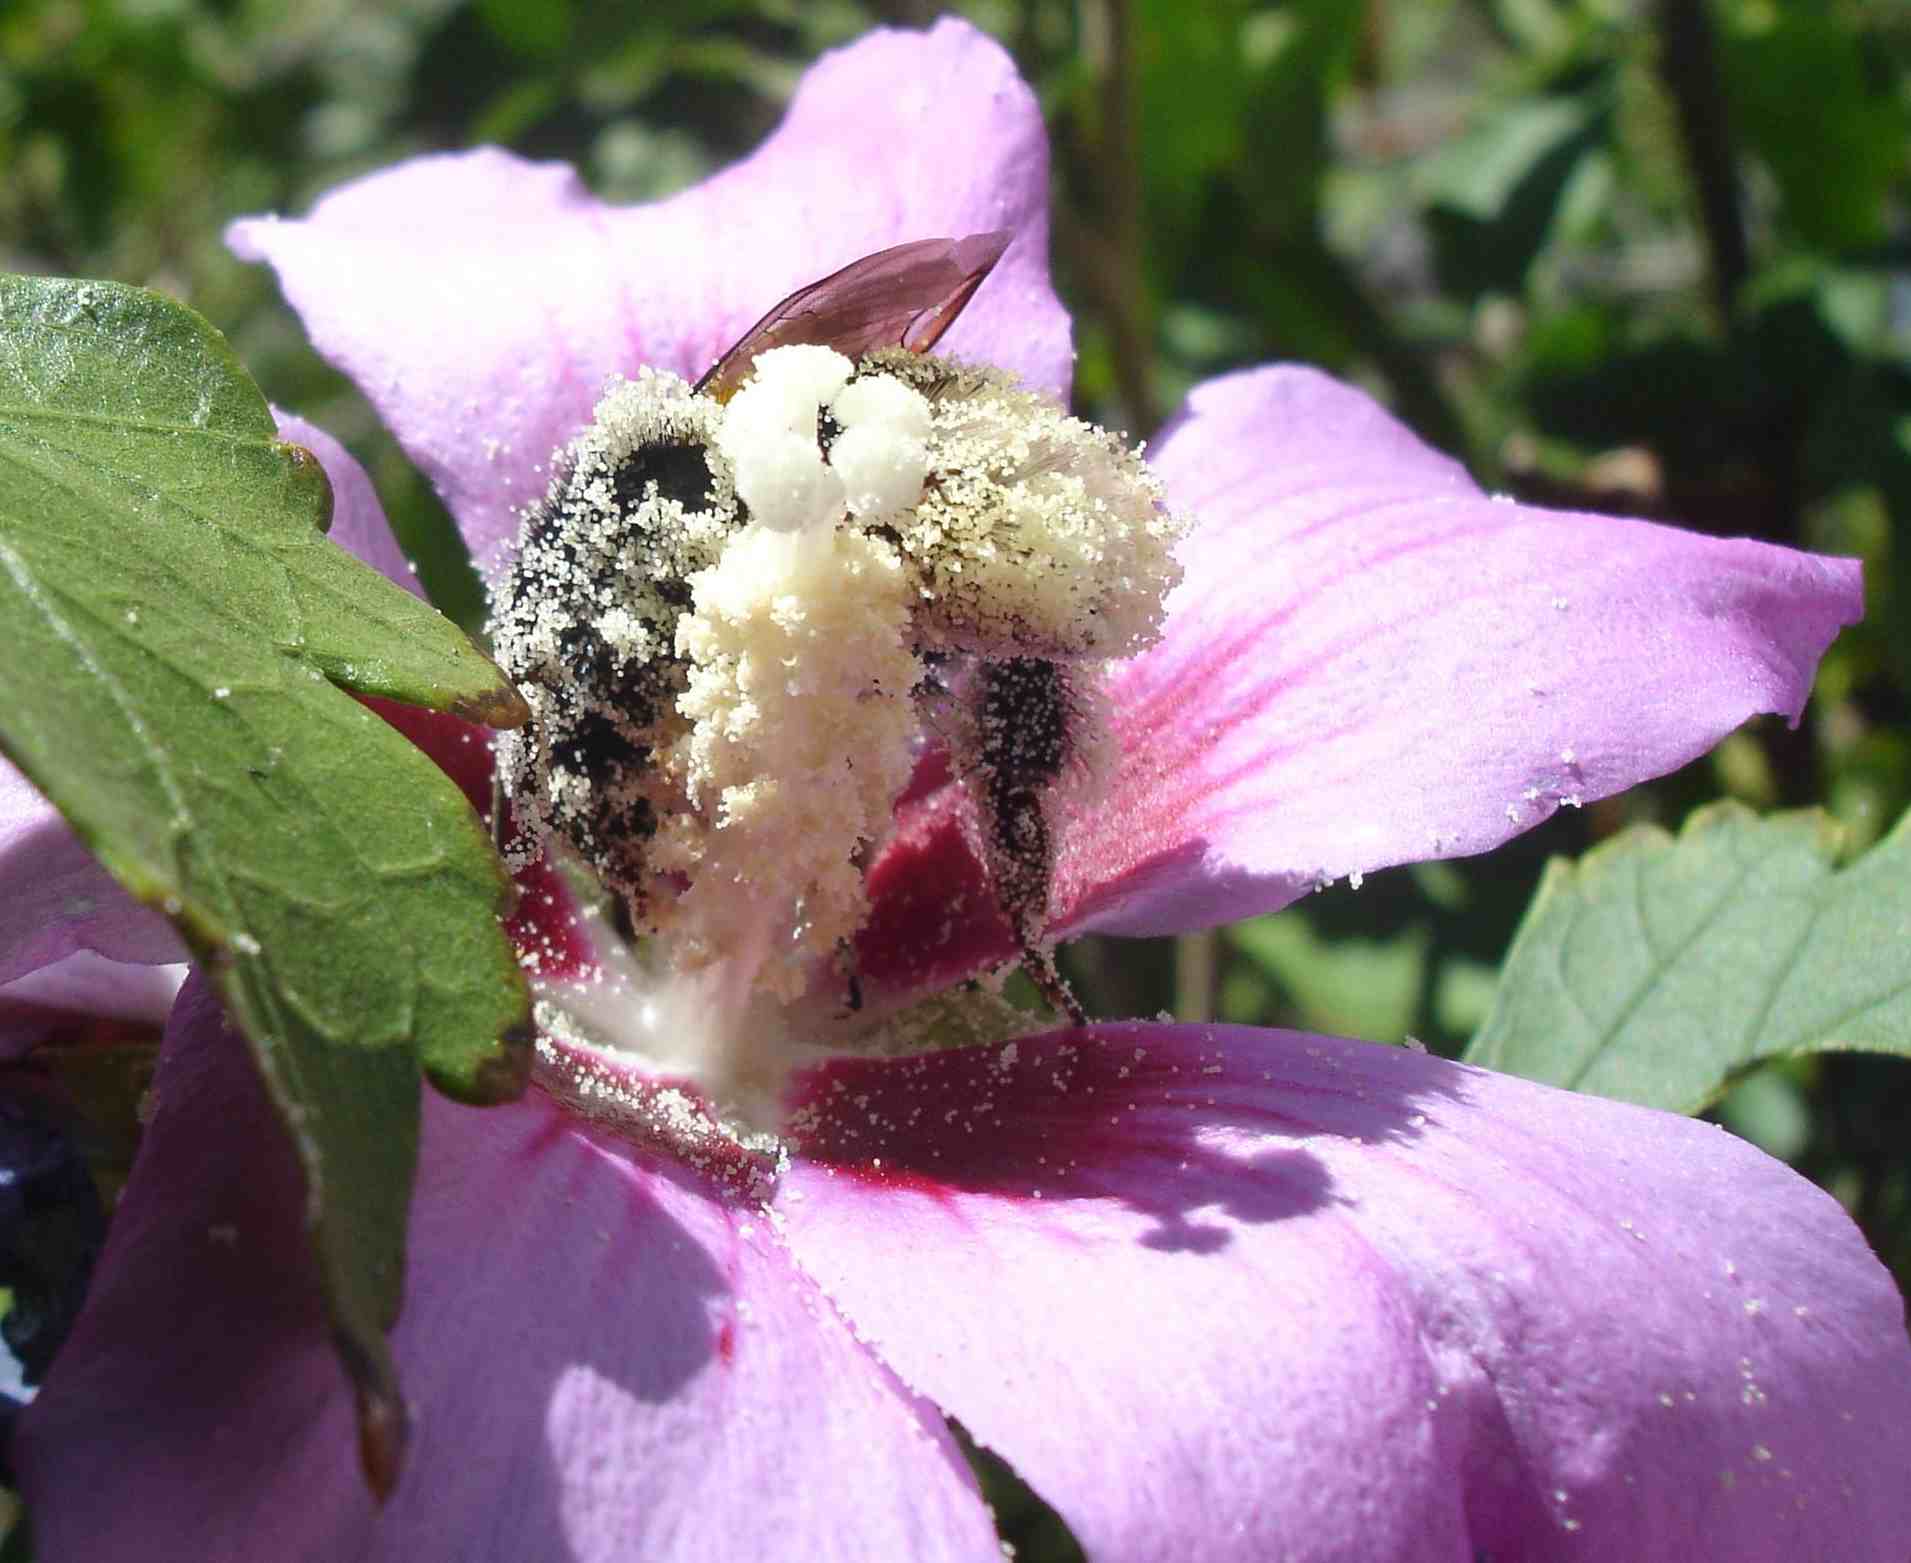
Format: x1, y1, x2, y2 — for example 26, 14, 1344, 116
0, 273, 535, 1490
1464, 802, 1911, 1112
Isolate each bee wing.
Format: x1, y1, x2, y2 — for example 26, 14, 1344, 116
695, 231, 1011, 401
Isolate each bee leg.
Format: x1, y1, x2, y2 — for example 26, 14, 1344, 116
989, 780, 1086, 1025
827, 938, 865, 1013
973, 657, 1087, 1026
1020, 932, 1085, 1026
487, 768, 524, 920
489, 768, 509, 856
610, 892, 639, 946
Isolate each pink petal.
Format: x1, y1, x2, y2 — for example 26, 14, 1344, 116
273, 411, 422, 595
0, 756, 184, 989
15, 976, 1000, 1562
229, 20, 1068, 576
1065, 368, 1863, 933
779, 1025, 1911, 1563
856, 367, 1864, 976
0, 951, 184, 1055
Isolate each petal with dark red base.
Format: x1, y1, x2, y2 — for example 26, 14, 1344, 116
779, 1023, 1911, 1563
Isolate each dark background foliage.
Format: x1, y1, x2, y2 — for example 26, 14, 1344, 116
2, 0, 1906, 1553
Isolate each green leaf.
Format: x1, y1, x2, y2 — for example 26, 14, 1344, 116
477, 0, 573, 58
1227, 913, 1430, 1044
1464, 802, 1911, 1112
1722, 9, 1907, 253
0, 274, 534, 1486
1417, 95, 1598, 222
1421, 89, 1608, 300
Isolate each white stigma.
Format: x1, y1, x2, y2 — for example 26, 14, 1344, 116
667, 520, 920, 1002
715, 346, 853, 532
830, 372, 934, 521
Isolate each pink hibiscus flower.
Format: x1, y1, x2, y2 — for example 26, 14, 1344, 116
7, 19, 1909, 1562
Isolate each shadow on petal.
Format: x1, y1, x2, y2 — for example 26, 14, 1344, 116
785, 1022, 1462, 1255
1131, 1147, 1332, 1254
780, 1022, 1911, 1563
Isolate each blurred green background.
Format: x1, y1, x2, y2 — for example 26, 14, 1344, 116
2, 0, 1906, 1551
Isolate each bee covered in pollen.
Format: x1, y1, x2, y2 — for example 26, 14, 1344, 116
489, 233, 1184, 1035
